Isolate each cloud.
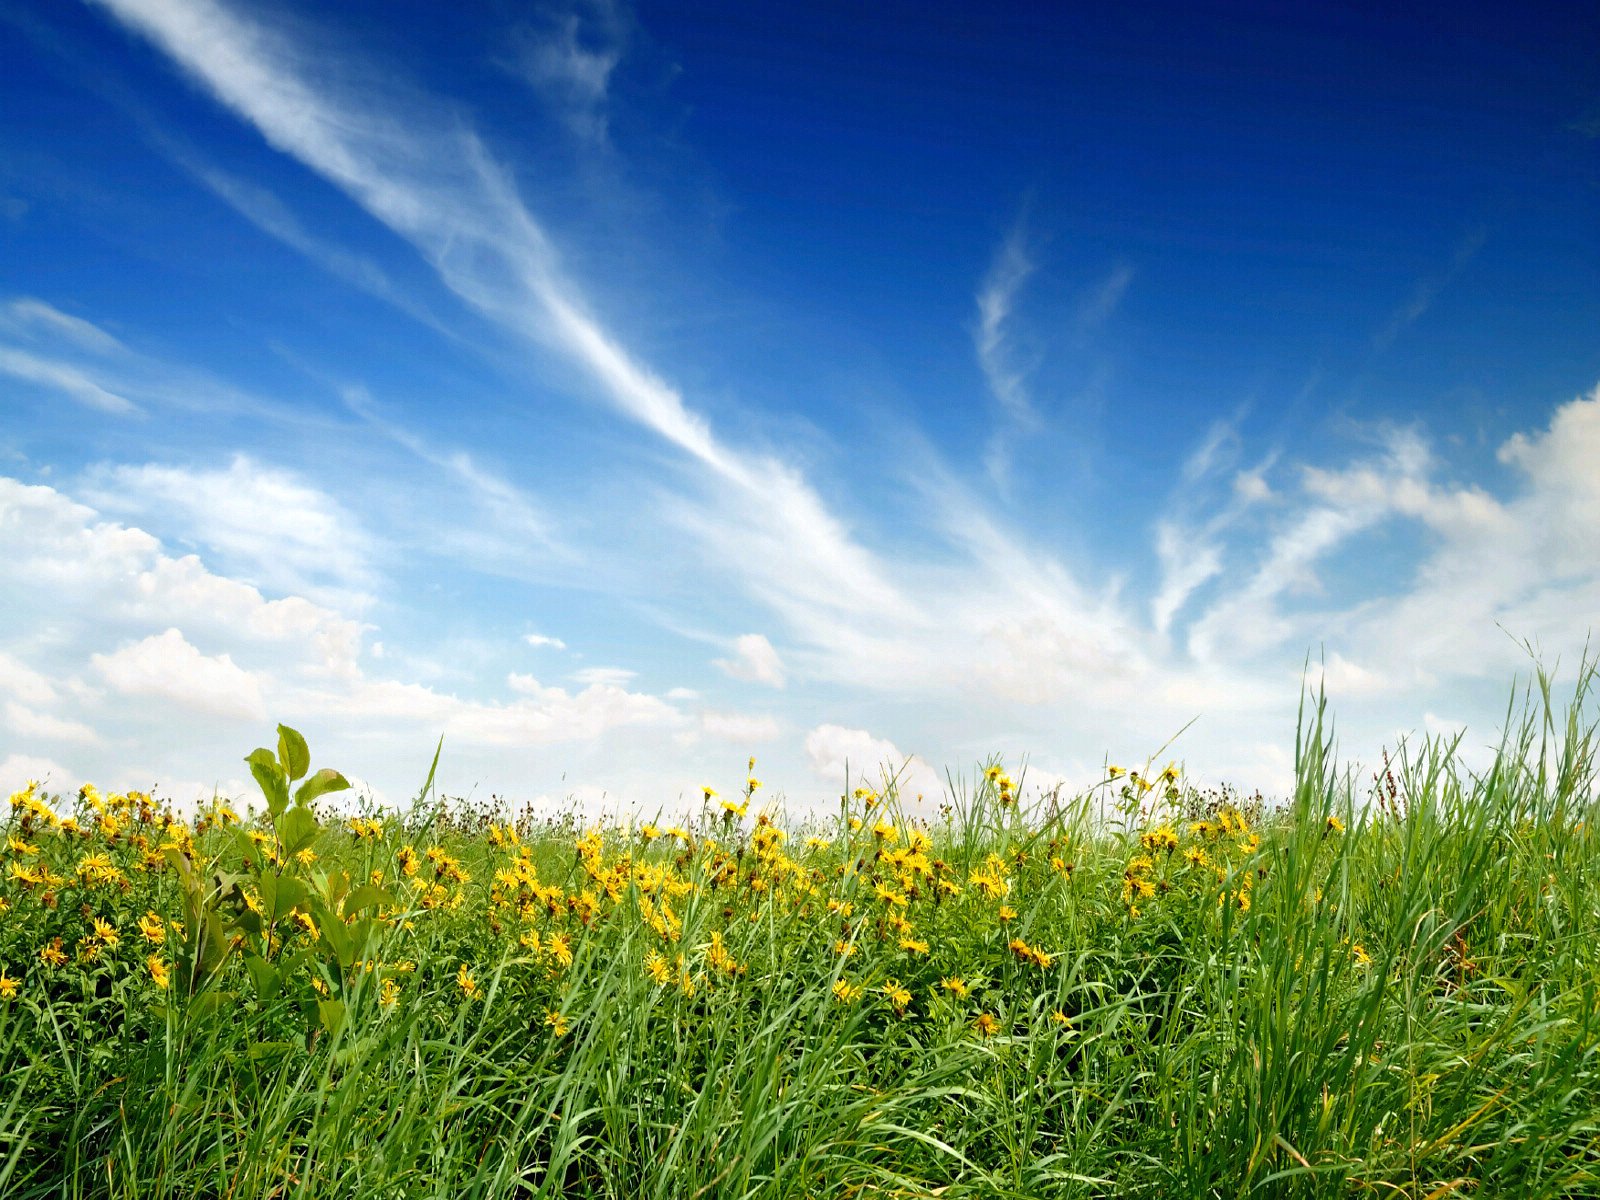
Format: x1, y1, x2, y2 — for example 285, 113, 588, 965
0, 347, 139, 414
569, 665, 636, 687
524, 633, 567, 650
92, 627, 269, 721
1076, 262, 1134, 330
973, 221, 1039, 428
713, 633, 786, 688
1374, 227, 1488, 349
700, 710, 781, 742
803, 723, 943, 802
3, 701, 101, 745
0, 754, 73, 796
3, 298, 127, 355
82, 455, 378, 606
508, 0, 626, 143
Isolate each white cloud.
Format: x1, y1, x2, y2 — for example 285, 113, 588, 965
803, 723, 943, 803
3, 701, 100, 744
713, 633, 786, 688
92, 628, 268, 721
1076, 262, 1134, 330
524, 632, 567, 650
569, 665, 636, 687
3, 298, 127, 355
0, 753, 73, 797
974, 221, 1039, 428
700, 710, 781, 742
0, 347, 139, 414
83, 455, 377, 605
509, 0, 626, 143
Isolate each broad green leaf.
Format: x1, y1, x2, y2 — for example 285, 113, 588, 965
294, 767, 350, 807
247, 747, 289, 817
317, 998, 347, 1037
276, 805, 320, 857
231, 827, 263, 872
243, 954, 281, 1002
320, 911, 355, 969
277, 724, 311, 782
259, 872, 308, 922
321, 869, 350, 912
342, 884, 395, 918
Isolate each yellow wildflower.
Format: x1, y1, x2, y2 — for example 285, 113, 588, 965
544, 1008, 569, 1036
457, 964, 480, 1000
0, 972, 17, 1000
940, 976, 970, 999
147, 955, 170, 990
973, 1012, 1000, 1037
137, 911, 164, 944
39, 939, 67, 967
882, 978, 912, 1014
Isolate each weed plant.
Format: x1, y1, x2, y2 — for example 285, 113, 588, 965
0, 666, 1597, 1198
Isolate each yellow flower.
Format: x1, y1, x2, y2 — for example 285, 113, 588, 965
0, 972, 18, 1000
380, 977, 401, 1007
547, 932, 573, 968
1050, 1009, 1073, 1028
882, 978, 912, 1014
1326, 815, 1345, 835
702, 786, 717, 802
92, 917, 119, 947
292, 910, 319, 940
973, 1012, 1000, 1037
147, 955, 170, 990
898, 937, 930, 956
39, 939, 67, 968
997, 905, 1017, 922
1350, 942, 1372, 968
643, 949, 673, 985
457, 964, 480, 1000
544, 1008, 569, 1036
137, 911, 164, 944
940, 976, 970, 999
832, 978, 862, 1004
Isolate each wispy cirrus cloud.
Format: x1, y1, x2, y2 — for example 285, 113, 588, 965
0, 346, 139, 414
973, 219, 1040, 429
506, 0, 628, 144
1374, 226, 1488, 350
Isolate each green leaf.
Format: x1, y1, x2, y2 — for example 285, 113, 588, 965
247, 748, 289, 817
277, 725, 311, 782
320, 911, 356, 969
342, 884, 395, 918
317, 998, 347, 1037
276, 806, 320, 858
259, 872, 308, 923
413, 734, 443, 806
294, 767, 350, 807
243, 954, 281, 1002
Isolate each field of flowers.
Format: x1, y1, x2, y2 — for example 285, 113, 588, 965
1, 675, 1598, 1198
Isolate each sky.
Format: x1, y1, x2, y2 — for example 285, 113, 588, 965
1, 0, 1597, 818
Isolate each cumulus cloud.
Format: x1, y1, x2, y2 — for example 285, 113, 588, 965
803, 723, 943, 802
83, 455, 378, 606
92, 628, 268, 722
524, 632, 567, 650
714, 633, 786, 688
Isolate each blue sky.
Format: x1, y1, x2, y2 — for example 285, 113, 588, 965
2, 0, 1597, 815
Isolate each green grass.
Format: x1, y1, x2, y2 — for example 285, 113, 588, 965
1, 665, 1597, 1198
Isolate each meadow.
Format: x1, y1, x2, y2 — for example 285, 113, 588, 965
1, 669, 1597, 1199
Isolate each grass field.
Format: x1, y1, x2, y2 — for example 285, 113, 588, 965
1, 668, 1597, 1198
